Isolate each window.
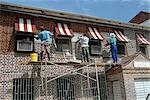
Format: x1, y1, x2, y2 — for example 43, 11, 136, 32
13, 78, 34, 100
15, 33, 34, 52
89, 39, 101, 56
55, 36, 71, 53
90, 79, 99, 100
139, 45, 147, 55
112, 81, 122, 100
117, 43, 125, 55
57, 78, 75, 100
90, 75, 107, 100
134, 79, 150, 100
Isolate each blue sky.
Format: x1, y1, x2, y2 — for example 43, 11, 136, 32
1, 0, 150, 22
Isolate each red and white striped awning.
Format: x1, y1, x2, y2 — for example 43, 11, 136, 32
55, 23, 73, 36
114, 30, 129, 42
87, 27, 104, 40
15, 18, 36, 33
136, 34, 150, 45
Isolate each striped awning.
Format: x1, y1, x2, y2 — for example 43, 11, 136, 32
114, 30, 129, 42
55, 23, 73, 36
15, 18, 36, 33
87, 27, 104, 40
136, 34, 150, 45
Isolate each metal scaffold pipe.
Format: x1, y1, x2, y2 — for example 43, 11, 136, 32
95, 59, 101, 100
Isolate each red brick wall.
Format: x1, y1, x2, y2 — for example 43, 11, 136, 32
0, 11, 114, 54
0, 12, 16, 54
0, 12, 55, 54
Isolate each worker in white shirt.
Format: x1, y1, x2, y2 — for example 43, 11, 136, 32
78, 33, 90, 62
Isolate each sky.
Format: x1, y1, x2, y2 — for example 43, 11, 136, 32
1, 0, 150, 22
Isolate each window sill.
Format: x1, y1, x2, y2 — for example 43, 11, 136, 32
118, 54, 126, 58
90, 54, 102, 57
55, 52, 73, 56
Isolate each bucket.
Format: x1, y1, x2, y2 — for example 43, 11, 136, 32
30, 53, 38, 62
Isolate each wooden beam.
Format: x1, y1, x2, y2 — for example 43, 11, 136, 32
24, 61, 121, 67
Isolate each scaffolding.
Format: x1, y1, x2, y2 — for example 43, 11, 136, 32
23, 44, 118, 100
28, 58, 113, 100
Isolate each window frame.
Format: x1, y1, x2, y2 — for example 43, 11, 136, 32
56, 77, 75, 100
89, 39, 102, 56
15, 32, 34, 52
55, 35, 72, 54
117, 42, 126, 55
112, 80, 122, 100
134, 78, 150, 100
139, 45, 147, 55
13, 78, 34, 100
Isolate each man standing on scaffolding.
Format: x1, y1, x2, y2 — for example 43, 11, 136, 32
79, 33, 90, 62
105, 33, 118, 64
38, 25, 53, 61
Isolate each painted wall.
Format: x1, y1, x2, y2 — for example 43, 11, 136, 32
140, 19, 150, 26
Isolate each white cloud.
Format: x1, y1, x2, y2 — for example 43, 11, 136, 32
121, 0, 131, 1
139, 0, 150, 5
121, 0, 150, 4
120, 0, 150, 8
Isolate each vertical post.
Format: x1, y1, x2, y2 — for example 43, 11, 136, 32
80, 70, 84, 100
14, 79, 16, 100
45, 54, 48, 100
41, 60, 44, 90
86, 63, 90, 99
17, 79, 19, 100
20, 79, 22, 100
38, 85, 40, 100
31, 79, 33, 100
104, 67, 109, 100
95, 59, 101, 100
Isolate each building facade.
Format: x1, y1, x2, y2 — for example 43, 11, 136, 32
0, 3, 150, 100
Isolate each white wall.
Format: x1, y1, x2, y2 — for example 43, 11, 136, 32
140, 19, 150, 26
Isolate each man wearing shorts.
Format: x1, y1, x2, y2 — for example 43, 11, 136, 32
38, 25, 53, 61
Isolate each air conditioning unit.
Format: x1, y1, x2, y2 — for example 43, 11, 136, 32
90, 45, 101, 55
17, 40, 33, 51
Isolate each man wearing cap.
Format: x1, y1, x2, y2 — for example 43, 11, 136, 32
38, 25, 53, 61
105, 33, 118, 64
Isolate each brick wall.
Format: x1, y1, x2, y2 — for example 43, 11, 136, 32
124, 29, 137, 56
1, 10, 150, 100
124, 28, 150, 58
123, 72, 150, 100
0, 12, 16, 54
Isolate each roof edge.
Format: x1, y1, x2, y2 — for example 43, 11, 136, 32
1, 2, 150, 31
121, 52, 150, 67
